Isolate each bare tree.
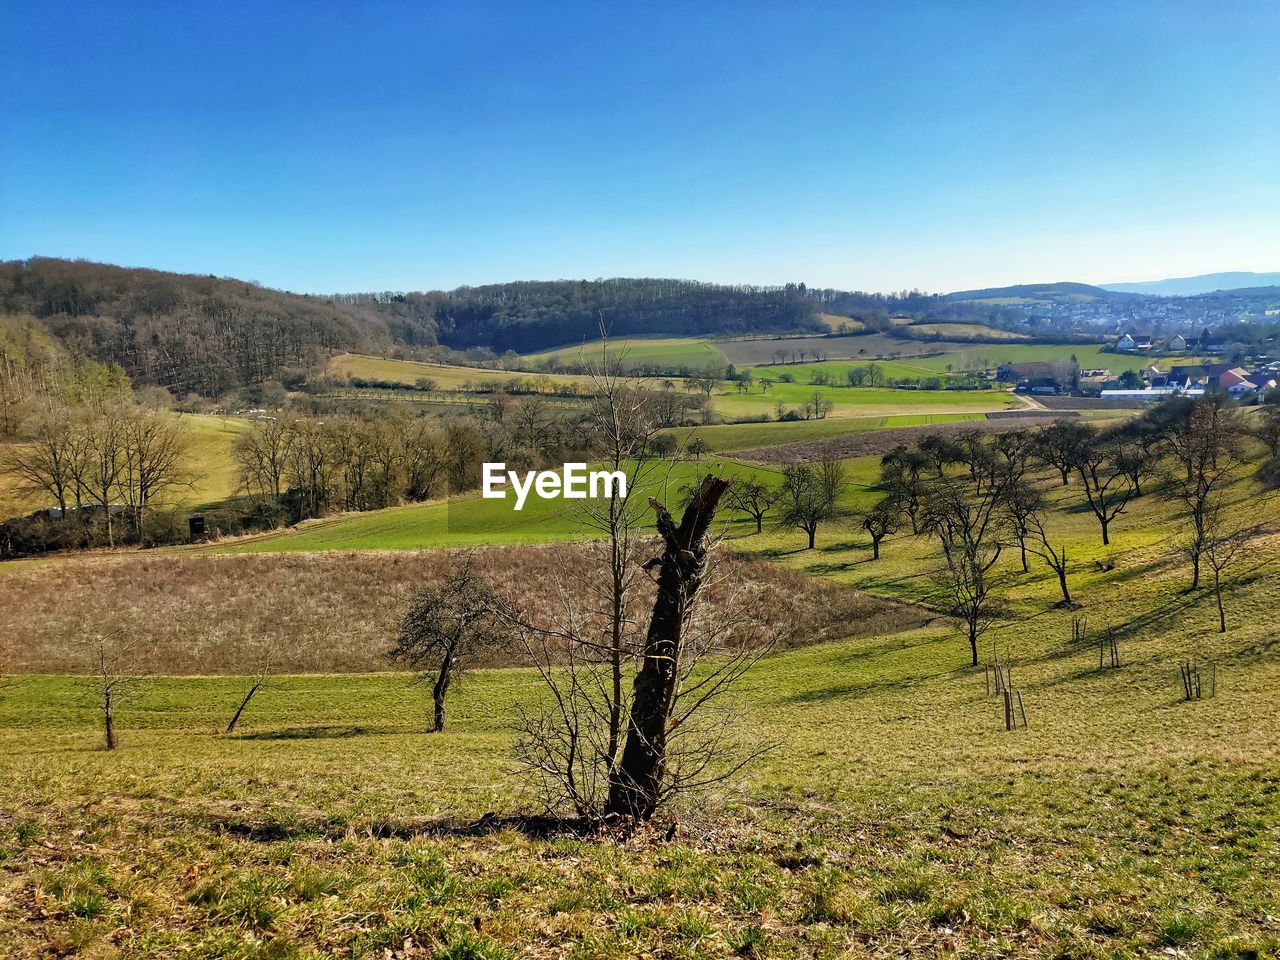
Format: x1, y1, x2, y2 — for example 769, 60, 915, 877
1021, 491, 1076, 607
1200, 507, 1255, 633
803, 391, 833, 420
1035, 419, 1089, 486
862, 495, 900, 559
389, 558, 503, 732
286, 418, 340, 518
880, 445, 928, 534
998, 474, 1040, 573
79, 404, 129, 547
1162, 398, 1245, 590
1253, 404, 1280, 458
234, 416, 297, 501
4, 404, 80, 514
1069, 427, 1137, 546
777, 456, 846, 549
508, 338, 774, 822
225, 639, 283, 734
922, 473, 1012, 666
85, 632, 147, 751
606, 475, 739, 819
403, 419, 447, 501
119, 408, 194, 545
725, 478, 778, 534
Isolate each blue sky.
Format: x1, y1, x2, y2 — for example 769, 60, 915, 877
2, 1, 1277, 294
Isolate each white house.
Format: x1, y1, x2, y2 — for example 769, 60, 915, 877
1116, 334, 1137, 350
1169, 334, 1188, 351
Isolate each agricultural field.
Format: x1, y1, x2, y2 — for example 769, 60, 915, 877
329, 354, 597, 392
664, 413, 987, 453
523, 336, 727, 371
717, 333, 966, 367
902, 322, 1031, 340
713, 382, 1018, 419
183, 414, 254, 506
2, 460, 1277, 957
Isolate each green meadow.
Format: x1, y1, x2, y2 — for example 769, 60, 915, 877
3, 461, 1278, 957
207, 459, 786, 553
523, 336, 728, 370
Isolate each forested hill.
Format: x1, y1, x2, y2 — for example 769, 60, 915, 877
0, 259, 429, 397
0, 260, 822, 395
364, 278, 824, 353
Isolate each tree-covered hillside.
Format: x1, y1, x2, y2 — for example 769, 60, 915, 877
0, 260, 823, 394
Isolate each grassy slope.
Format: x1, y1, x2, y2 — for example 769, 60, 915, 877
523, 336, 728, 370
206, 459, 785, 553
183, 414, 253, 505
2, 466, 1277, 956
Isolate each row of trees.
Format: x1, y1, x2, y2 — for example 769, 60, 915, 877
5, 399, 193, 547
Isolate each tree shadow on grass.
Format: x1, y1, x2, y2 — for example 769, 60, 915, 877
755, 546, 817, 559
233, 724, 399, 741
787, 668, 957, 704
201, 810, 602, 843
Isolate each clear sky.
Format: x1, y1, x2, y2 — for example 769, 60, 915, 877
2, 1, 1277, 294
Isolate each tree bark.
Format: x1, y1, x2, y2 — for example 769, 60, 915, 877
432, 658, 452, 732
103, 691, 116, 750
606, 475, 730, 820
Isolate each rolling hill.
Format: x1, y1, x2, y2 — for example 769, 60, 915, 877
945, 282, 1136, 303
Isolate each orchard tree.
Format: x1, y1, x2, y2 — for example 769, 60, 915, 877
777, 456, 847, 549
862, 496, 900, 559
389, 560, 503, 733
1161, 398, 1246, 590
1068, 427, 1138, 546
726, 478, 778, 534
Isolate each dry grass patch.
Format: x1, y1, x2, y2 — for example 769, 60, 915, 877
0, 544, 926, 674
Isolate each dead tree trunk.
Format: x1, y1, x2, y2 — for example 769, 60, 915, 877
225, 681, 263, 734
606, 474, 730, 820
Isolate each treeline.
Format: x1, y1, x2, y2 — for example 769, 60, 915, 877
1, 261, 830, 396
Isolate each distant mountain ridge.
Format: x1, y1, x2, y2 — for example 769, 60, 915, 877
1101, 272, 1280, 297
